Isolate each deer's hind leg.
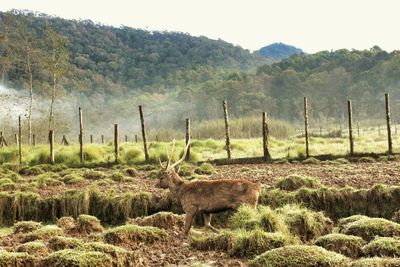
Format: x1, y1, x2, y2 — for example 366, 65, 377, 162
203, 212, 219, 233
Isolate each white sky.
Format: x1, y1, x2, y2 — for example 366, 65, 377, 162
1, 0, 400, 53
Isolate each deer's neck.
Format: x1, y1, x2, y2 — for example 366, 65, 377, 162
168, 172, 185, 199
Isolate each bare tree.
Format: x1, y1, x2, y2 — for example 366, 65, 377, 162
44, 26, 69, 130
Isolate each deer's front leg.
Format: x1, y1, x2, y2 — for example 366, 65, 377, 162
182, 207, 197, 237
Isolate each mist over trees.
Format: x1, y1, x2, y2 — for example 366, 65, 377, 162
1, 10, 400, 140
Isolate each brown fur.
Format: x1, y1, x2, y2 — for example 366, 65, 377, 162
157, 169, 261, 236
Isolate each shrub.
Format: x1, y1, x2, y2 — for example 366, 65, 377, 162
362, 237, 400, 257
314, 233, 366, 258
274, 174, 321, 191
249, 245, 349, 267
340, 217, 400, 241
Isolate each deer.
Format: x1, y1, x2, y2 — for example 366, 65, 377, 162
156, 137, 262, 237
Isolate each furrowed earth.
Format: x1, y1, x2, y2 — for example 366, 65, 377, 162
0, 159, 400, 266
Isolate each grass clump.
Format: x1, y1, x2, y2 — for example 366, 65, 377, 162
109, 172, 125, 182
0, 251, 35, 266
24, 225, 63, 242
83, 170, 106, 180
124, 167, 139, 177
191, 229, 292, 258
48, 236, 85, 251
274, 174, 321, 191
302, 157, 321, 164
104, 224, 167, 247
337, 215, 369, 231
349, 257, 400, 266
362, 237, 400, 257
314, 233, 366, 258
229, 205, 288, 233
62, 174, 84, 185
16, 240, 49, 256
84, 242, 139, 266
13, 221, 42, 234
358, 156, 375, 163
340, 217, 400, 241
122, 148, 144, 164
74, 214, 104, 235
57, 217, 76, 232
278, 204, 333, 242
249, 245, 349, 267
19, 166, 44, 176
41, 249, 113, 267
177, 164, 194, 177
128, 212, 184, 231
194, 163, 215, 175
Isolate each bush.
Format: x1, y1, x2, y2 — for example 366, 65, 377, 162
249, 245, 349, 267
362, 237, 400, 257
314, 233, 366, 258
340, 217, 400, 241
275, 174, 321, 191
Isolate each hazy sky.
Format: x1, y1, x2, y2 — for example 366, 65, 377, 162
1, 0, 400, 53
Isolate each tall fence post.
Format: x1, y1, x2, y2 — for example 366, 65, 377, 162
18, 116, 22, 164
90, 134, 93, 144
79, 107, 84, 163
139, 105, 149, 161
125, 135, 128, 142
101, 135, 104, 144
135, 134, 138, 143
185, 118, 191, 161
303, 97, 310, 158
385, 93, 393, 154
114, 124, 119, 163
262, 112, 271, 160
347, 100, 354, 155
223, 100, 231, 159
49, 130, 55, 164
32, 134, 35, 147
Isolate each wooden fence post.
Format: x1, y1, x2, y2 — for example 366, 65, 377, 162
156, 135, 159, 142
101, 135, 104, 144
90, 134, 93, 144
15, 133, 18, 146
347, 100, 354, 155
262, 112, 271, 160
114, 124, 119, 163
49, 130, 54, 164
303, 97, 310, 157
223, 100, 231, 159
185, 118, 191, 161
32, 134, 35, 147
125, 135, 128, 142
135, 134, 138, 143
79, 107, 83, 163
385, 93, 393, 154
18, 116, 22, 164
139, 105, 149, 161
0, 131, 7, 147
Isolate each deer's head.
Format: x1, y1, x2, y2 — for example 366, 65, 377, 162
156, 138, 190, 189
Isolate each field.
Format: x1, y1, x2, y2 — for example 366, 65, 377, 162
0, 151, 400, 266
0, 132, 400, 266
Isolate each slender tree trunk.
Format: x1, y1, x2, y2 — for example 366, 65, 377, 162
48, 72, 56, 130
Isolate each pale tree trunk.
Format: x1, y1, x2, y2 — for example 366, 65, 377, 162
48, 72, 56, 130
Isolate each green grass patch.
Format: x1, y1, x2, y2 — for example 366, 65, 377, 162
340, 217, 400, 241
314, 233, 366, 258
362, 237, 400, 257
274, 174, 321, 191
104, 224, 167, 246
41, 249, 113, 267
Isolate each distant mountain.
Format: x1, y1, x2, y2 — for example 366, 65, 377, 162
256, 43, 303, 61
